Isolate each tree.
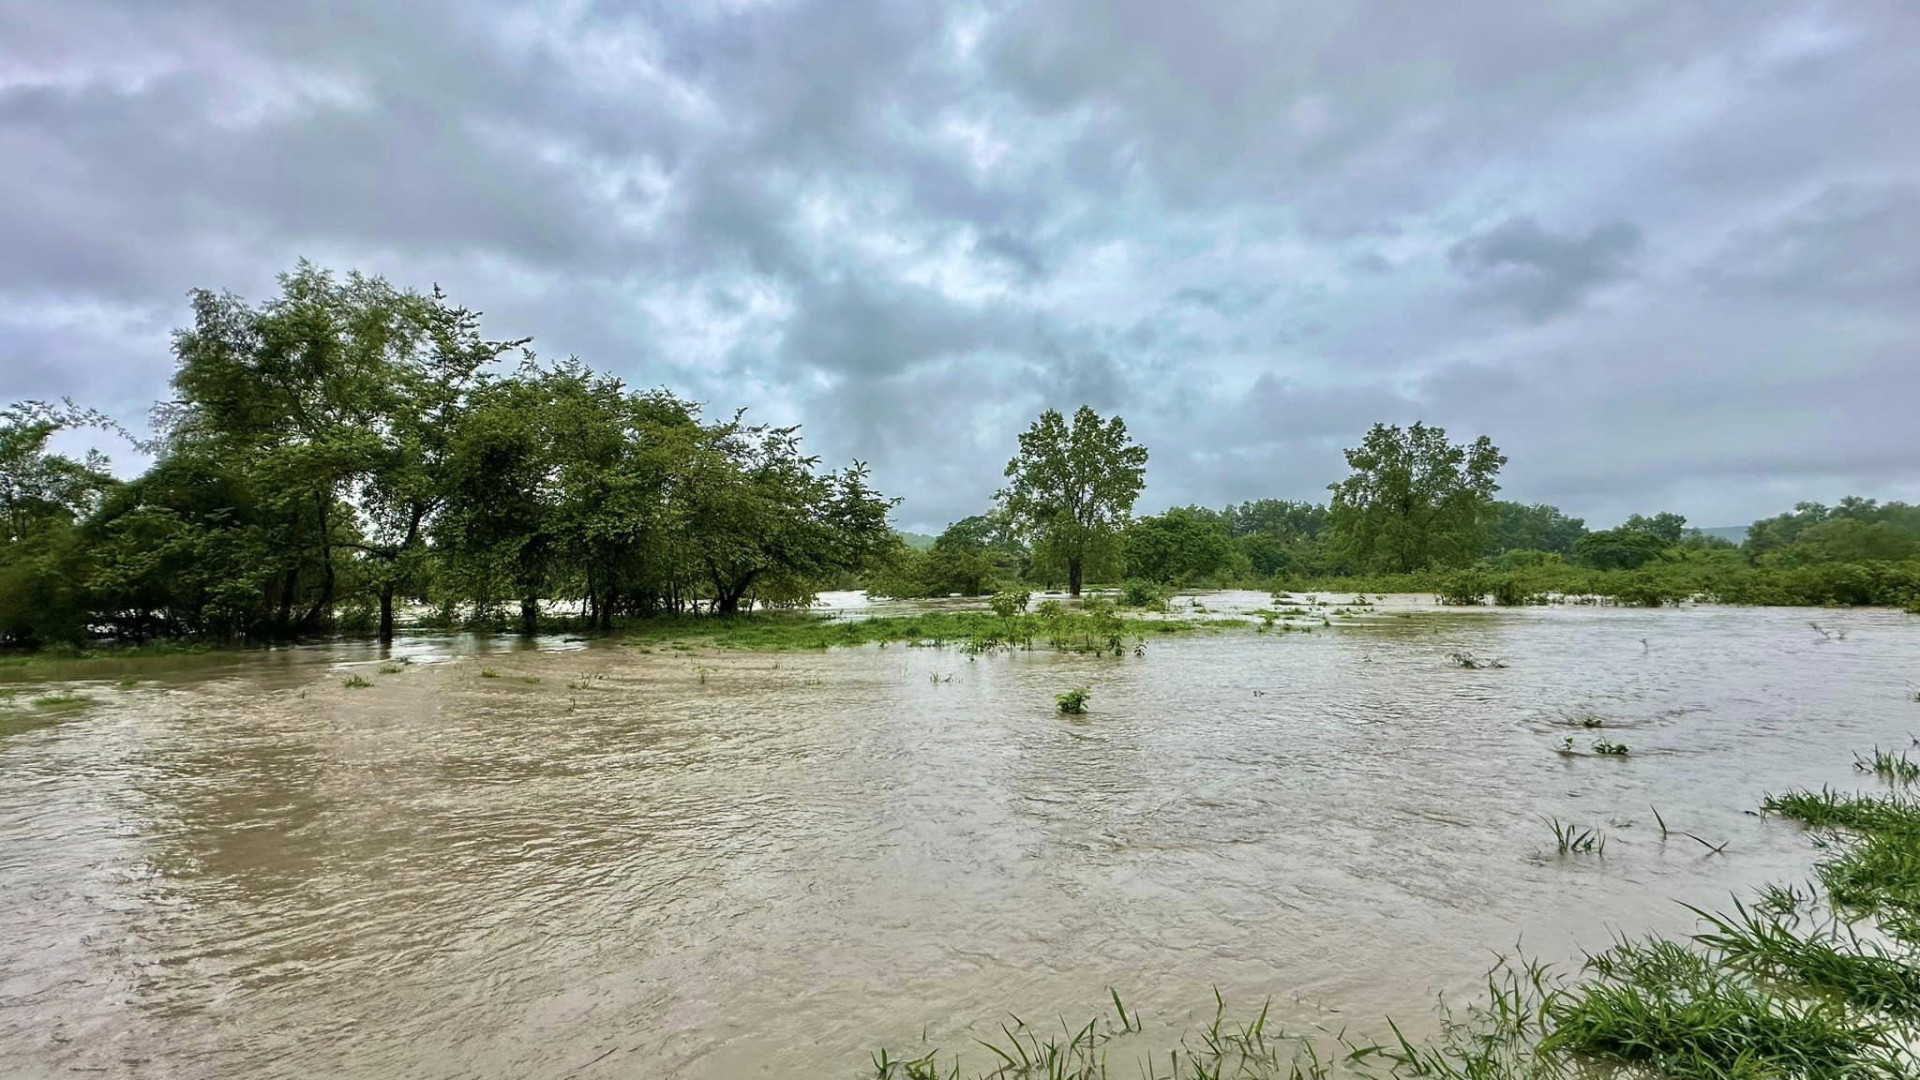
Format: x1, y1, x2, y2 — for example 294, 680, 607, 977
1327, 422, 1506, 573
1574, 528, 1668, 570
162, 263, 521, 641
1125, 506, 1240, 584
997, 406, 1149, 596
677, 416, 896, 616
1485, 501, 1587, 556
0, 401, 119, 646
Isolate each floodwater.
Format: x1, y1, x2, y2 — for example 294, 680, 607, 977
2, 594, 1917, 1078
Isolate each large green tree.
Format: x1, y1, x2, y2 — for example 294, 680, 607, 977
1327, 422, 1506, 573
0, 401, 119, 646
997, 406, 1148, 596
159, 263, 520, 640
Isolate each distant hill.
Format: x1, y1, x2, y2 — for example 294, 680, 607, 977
1696, 525, 1749, 545
896, 530, 937, 551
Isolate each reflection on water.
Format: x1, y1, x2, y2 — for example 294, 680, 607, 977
2, 598, 1917, 1077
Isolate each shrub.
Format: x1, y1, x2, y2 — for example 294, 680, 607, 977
1119, 578, 1166, 609
1056, 686, 1090, 714
1436, 569, 1489, 605
988, 589, 1031, 620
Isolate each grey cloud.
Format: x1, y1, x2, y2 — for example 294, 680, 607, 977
3, 0, 1920, 532
1707, 182, 1920, 304
1447, 217, 1643, 320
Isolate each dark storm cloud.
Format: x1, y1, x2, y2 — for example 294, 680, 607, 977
1448, 216, 1644, 320
3, 0, 1920, 530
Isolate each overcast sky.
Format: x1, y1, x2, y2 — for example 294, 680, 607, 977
4, 1, 1917, 532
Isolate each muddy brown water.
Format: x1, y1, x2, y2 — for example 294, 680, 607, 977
3, 594, 1917, 1078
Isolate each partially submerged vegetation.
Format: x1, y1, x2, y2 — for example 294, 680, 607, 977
619, 608, 1210, 654
870, 752, 1920, 1079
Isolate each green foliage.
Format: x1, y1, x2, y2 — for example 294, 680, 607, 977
616, 609, 1204, 653
1485, 501, 1586, 556
868, 513, 1025, 598
1435, 569, 1489, 605
1055, 686, 1090, 714
988, 589, 1030, 620
342, 674, 372, 689
1123, 505, 1244, 584
1544, 938, 1899, 1077
1119, 578, 1166, 609
0, 400, 121, 647
998, 406, 1148, 596
1328, 422, 1506, 573
2, 263, 897, 648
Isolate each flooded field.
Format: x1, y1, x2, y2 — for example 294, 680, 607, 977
3, 596, 1917, 1078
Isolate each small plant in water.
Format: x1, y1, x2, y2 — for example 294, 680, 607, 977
479, 668, 499, 678
1056, 686, 1090, 714
1592, 740, 1630, 756
1580, 715, 1607, 729
378, 663, 404, 675
343, 674, 372, 689
1854, 746, 1920, 783
1546, 816, 1606, 855
1448, 652, 1507, 669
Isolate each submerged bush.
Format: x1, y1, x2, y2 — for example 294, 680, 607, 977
1119, 578, 1167, 610
1056, 686, 1090, 714
1435, 569, 1489, 605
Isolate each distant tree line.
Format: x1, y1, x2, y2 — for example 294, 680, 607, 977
0, 264, 894, 648
8, 262, 1920, 651
878, 419, 1920, 610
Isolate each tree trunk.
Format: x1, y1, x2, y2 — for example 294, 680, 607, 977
520, 598, 539, 637
275, 567, 298, 638
1068, 557, 1083, 597
378, 582, 396, 644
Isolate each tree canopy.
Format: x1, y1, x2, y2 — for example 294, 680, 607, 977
1, 264, 896, 647
1327, 422, 1506, 573
997, 406, 1148, 596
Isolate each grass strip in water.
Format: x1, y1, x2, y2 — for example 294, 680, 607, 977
618, 609, 1219, 653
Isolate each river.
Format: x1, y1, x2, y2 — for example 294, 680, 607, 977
2, 595, 1915, 1077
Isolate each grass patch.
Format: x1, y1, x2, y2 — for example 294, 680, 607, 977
1543, 938, 1904, 1078
1691, 900, 1920, 1019
0, 641, 216, 682
342, 674, 372, 689
378, 663, 404, 675
31, 691, 92, 709
617, 610, 1214, 654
